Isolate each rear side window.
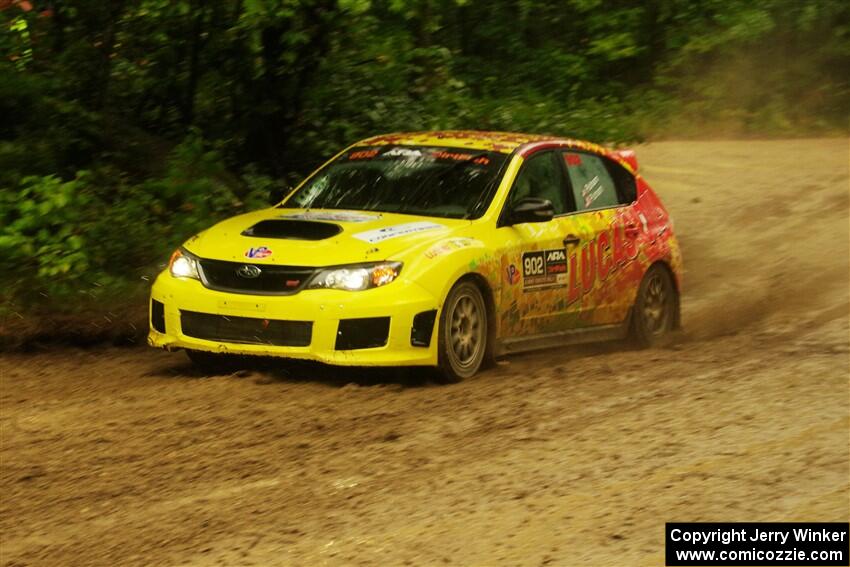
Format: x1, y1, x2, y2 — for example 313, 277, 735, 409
605, 159, 637, 204
563, 152, 620, 211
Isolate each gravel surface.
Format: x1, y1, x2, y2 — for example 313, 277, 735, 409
2, 139, 848, 567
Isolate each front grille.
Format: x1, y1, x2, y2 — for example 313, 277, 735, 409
198, 258, 315, 295
181, 310, 312, 346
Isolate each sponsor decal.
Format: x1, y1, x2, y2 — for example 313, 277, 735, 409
521, 248, 568, 290
567, 223, 639, 304
424, 238, 474, 259
505, 264, 521, 285
245, 246, 272, 259
348, 149, 379, 160
581, 175, 603, 207
279, 211, 379, 223
564, 153, 583, 166
353, 221, 445, 244
430, 150, 490, 165
383, 147, 423, 158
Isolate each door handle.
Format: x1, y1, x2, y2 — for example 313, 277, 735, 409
563, 234, 581, 246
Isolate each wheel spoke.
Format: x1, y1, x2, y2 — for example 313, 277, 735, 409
462, 299, 472, 317
445, 288, 488, 371
641, 272, 672, 336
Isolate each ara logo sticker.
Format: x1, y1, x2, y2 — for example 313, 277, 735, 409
245, 246, 272, 259
546, 249, 566, 262
521, 248, 568, 290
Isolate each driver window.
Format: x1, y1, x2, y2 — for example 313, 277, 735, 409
507, 152, 567, 215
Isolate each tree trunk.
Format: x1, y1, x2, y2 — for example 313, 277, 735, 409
94, 2, 124, 111
182, 0, 208, 126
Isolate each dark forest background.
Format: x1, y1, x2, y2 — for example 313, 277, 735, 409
1, 0, 848, 341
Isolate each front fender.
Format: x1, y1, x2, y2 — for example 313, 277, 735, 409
404, 237, 502, 309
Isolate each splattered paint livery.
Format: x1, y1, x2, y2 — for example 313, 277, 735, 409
149, 130, 682, 378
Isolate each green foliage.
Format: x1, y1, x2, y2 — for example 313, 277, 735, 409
1, 0, 848, 319
0, 173, 92, 282
0, 133, 273, 311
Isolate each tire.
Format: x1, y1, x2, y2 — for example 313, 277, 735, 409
630, 264, 678, 347
437, 280, 489, 382
185, 349, 242, 374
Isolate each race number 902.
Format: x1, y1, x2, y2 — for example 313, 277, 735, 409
523, 254, 545, 276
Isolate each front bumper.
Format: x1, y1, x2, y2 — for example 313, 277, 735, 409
147, 271, 441, 366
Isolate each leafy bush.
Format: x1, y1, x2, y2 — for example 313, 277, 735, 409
0, 133, 266, 315
0, 173, 92, 287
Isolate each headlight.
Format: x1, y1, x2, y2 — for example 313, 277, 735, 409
168, 248, 200, 280
308, 262, 402, 291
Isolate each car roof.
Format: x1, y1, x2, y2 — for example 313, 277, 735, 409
354, 130, 574, 154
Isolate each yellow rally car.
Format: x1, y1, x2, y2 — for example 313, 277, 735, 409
149, 131, 682, 381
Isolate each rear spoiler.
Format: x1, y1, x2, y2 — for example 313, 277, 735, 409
615, 149, 638, 173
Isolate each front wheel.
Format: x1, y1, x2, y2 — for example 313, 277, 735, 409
437, 281, 489, 383
630, 264, 678, 347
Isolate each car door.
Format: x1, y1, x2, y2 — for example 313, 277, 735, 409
496, 151, 574, 338
557, 149, 641, 327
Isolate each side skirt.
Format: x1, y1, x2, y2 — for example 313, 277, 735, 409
494, 318, 630, 357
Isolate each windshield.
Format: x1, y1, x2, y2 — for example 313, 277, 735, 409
283, 145, 508, 219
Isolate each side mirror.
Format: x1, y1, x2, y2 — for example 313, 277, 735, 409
268, 186, 289, 206
506, 197, 555, 225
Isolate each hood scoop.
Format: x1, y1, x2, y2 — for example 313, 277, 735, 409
241, 219, 342, 240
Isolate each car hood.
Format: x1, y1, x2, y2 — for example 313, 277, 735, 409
184, 208, 471, 266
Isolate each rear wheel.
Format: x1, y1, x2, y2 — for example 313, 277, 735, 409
631, 264, 677, 347
437, 281, 488, 382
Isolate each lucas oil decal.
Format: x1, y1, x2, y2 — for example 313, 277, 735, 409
245, 246, 272, 259
521, 248, 567, 290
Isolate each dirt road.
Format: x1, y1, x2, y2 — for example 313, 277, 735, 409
1, 139, 848, 567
